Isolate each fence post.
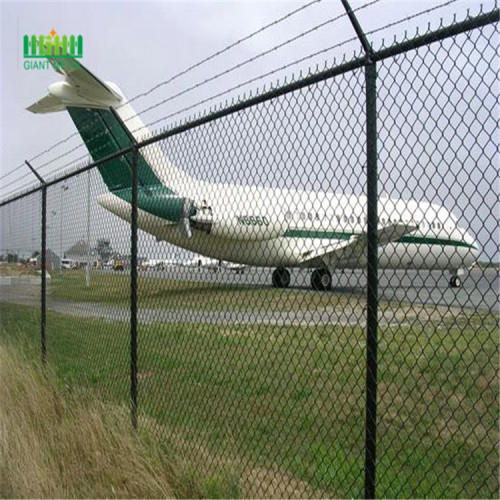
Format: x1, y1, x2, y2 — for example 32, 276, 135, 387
364, 61, 378, 500
41, 185, 47, 364
25, 160, 47, 365
130, 147, 139, 429
340, 2, 379, 498
108, 108, 139, 429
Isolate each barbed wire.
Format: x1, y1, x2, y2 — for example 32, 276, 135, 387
0, 0, 489, 200
0, 27, 361, 198
121, 0, 465, 135
127, 0, 382, 125
121, 0, 324, 108
132, 36, 361, 135
0, 163, 26, 183
364, 0, 458, 38
12, 0, 324, 171
2, 0, 380, 185
0, 176, 40, 195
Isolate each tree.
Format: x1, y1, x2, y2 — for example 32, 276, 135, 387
95, 238, 114, 262
31, 251, 40, 259
7, 253, 18, 263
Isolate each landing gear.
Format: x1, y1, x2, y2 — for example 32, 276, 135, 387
272, 267, 291, 288
311, 268, 332, 291
449, 269, 464, 288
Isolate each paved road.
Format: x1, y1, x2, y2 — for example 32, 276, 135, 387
0, 284, 464, 328
0, 268, 497, 326
143, 267, 499, 312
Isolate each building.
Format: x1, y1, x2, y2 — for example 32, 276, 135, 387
36, 249, 60, 271
65, 239, 99, 268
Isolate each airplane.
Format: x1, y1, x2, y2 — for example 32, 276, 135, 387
141, 258, 170, 270
182, 255, 246, 273
27, 59, 479, 290
183, 256, 221, 272
221, 261, 246, 274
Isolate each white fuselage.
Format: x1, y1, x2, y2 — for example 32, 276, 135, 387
98, 181, 479, 272
96, 93, 479, 273
27, 73, 479, 275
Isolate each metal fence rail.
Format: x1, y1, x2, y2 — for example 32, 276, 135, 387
0, 4, 498, 498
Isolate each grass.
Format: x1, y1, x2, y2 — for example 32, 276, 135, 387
0, 263, 39, 277
0, 301, 498, 498
49, 269, 358, 311
0, 341, 240, 498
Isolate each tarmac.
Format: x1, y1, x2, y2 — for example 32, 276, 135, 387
0, 268, 497, 327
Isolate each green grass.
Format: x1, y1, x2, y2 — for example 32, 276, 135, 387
0, 301, 497, 498
49, 269, 359, 311
0, 342, 240, 498
0, 263, 39, 276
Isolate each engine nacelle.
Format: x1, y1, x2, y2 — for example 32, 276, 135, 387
112, 187, 195, 224
136, 191, 194, 223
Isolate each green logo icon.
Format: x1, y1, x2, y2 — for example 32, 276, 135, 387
23, 30, 83, 58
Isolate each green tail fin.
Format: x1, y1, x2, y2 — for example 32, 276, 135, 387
67, 107, 171, 193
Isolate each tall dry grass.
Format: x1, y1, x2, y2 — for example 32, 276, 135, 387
0, 344, 236, 498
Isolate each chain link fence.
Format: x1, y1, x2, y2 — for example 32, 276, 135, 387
0, 5, 498, 498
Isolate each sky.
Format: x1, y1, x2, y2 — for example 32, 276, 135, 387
0, 0, 498, 262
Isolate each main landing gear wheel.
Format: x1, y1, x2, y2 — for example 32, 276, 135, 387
449, 275, 462, 288
311, 268, 332, 291
272, 267, 291, 288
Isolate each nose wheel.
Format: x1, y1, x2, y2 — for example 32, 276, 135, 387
311, 268, 332, 291
272, 267, 291, 288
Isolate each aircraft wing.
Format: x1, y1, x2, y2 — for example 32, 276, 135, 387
300, 223, 418, 267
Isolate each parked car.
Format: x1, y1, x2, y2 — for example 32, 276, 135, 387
113, 259, 124, 271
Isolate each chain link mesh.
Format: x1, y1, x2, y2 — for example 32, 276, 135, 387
0, 9, 498, 499
375, 22, 499, 498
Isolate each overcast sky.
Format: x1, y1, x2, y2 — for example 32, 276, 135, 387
0, 0, 498, 262
1, 0, 495, 186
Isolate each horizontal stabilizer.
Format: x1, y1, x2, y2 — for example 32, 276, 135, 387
47, 56, 122, 102
26, 58, 122, 114
27, 94, 66, 114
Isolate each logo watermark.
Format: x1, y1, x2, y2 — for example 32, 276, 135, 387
23, 29, 83, 70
